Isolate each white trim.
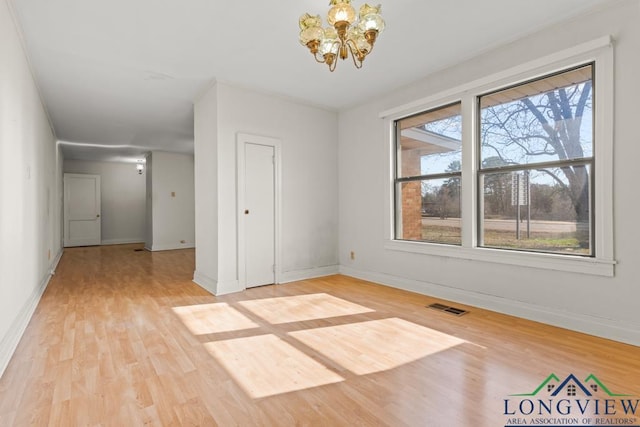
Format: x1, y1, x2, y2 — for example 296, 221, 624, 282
193, 271, 241, 297
193, 270, 216, 294
384, 122, 395, 242
461, 92, 478, 249
215, 280, 241, 296
0, 248, 63, 377
149, 243, 195, 251
339, 267, 640, 347
279, 265, 340, 284
51, 248, 64, 274
101, 238, 145, 246
236, 133, 282, 289
593, 42, 615, 262
384, 37, 615, 276
384, 240, 615, 277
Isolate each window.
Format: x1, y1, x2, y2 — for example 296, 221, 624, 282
385, 37, 614, 276
395, 103, 462, 245
478, 65, 594, 256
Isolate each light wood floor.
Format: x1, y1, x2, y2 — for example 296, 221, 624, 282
0, 244, 638, 426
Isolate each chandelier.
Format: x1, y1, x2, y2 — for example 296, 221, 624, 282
299, 0, 385, 72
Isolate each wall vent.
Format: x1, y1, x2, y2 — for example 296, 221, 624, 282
427, 303, 468, 316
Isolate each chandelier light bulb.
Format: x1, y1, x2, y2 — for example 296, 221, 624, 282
327, 0, 356, 26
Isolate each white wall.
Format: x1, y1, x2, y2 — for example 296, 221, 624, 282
194, 82, 339, 294
147, 151, 195, 251
64, 160, 146, 245
194, 85, 219, 291
338, 1, 640, 345
145, 153, 153, 249
0, 0, 62, 375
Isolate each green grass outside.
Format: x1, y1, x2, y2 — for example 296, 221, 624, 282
421, 225, 589, 255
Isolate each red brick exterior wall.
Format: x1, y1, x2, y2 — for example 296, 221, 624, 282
401, 149, 422, 240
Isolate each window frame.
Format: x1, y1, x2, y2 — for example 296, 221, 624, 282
382, 36, 615, 277
476, 64, 596, 256
393, 102, 463, 245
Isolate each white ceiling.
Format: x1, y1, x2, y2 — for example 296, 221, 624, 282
10, 0, 614, 162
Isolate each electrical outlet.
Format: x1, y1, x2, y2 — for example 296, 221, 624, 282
350, 251, 355, 260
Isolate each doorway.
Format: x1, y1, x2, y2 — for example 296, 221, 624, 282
237, 134, 281, 288
63, 173, 101, 247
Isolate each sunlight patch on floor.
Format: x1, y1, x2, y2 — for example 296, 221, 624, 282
238, 293, 374, 324
204, 334, 344, 398
289, 318, 466, 375
172, 303, 260, 335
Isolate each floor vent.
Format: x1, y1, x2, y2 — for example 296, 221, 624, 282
427, 303, 468, 316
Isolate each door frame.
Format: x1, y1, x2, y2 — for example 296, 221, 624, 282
236, 133, 282, 289
63, 173, 102, 247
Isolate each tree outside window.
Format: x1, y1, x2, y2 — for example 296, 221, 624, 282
478, 64, 594, 255
394, 64, 596, 257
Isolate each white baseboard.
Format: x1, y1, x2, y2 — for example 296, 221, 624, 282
192, 271, 240, 296
339, 265, 640, 347
151, 243, 195, 251
101, 238, 144, 245
193, 270, 216, 294
194, 265, 340, 295
279, 265, 340, 284
215, 280, 241, 296
0, 248, 64, 378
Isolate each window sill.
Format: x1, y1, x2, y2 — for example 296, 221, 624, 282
384, 240, 615, 277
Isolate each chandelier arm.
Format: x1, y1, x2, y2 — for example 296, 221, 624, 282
313, 51, 327, 64
329, 56, 338, 72
344, 38, 364, 69
344, 37, 358, 55
351, 51, 363, 69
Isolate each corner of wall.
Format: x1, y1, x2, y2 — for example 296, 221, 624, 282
193, 270, 218, 295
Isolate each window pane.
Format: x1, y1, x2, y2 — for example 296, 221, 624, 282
480, 65, 593, 168
480, 166, 591, 255
397, 103, 462, 177
397, 178, 461, 245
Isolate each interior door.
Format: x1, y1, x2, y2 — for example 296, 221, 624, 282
64, 173, 101, 247
244, 143, 275, 288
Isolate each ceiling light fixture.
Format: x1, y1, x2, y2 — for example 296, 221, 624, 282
299, 0, 385, 72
